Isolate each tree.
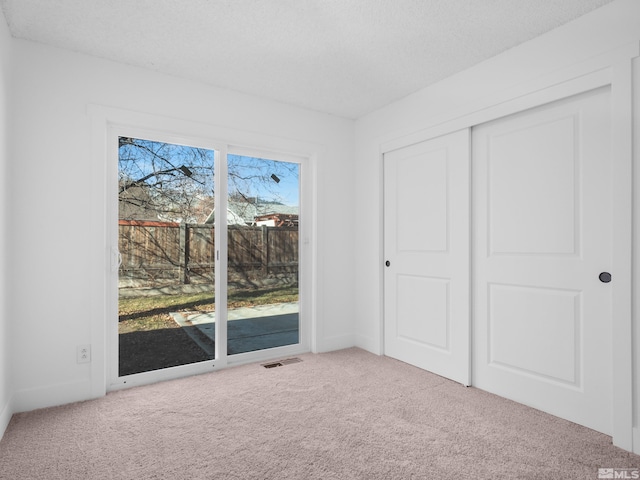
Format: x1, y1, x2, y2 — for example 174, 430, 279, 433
118, 137, 215, 223
118, 137, 299, 224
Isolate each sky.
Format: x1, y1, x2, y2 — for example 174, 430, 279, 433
228, 154, 300, 207
119, 138, 300, 208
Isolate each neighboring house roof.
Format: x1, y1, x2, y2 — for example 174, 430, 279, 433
204, 207, 246, 226
257, 204, 299, 216
119, 182, 214, 224
205, 201, 299, 226
255, 213, 298, 228
118, 184, 159, 221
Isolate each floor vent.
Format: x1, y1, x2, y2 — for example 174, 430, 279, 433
262, 357, 303, 369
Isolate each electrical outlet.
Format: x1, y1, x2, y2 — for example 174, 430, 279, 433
77, 345, 91, 364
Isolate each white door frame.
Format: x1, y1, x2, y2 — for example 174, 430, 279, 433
90, 105, 318, 392
380, 43, 638, 451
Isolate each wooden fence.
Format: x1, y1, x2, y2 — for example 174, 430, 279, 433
118, 220, 298, 290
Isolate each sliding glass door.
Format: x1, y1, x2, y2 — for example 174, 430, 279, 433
117, 137, 216, 376
226, 154, 299, 355
115, 134, 303, 380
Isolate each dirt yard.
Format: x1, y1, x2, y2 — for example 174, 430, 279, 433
119, 326, 213, 376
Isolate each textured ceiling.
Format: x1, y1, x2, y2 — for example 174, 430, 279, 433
0, 0, 616, 118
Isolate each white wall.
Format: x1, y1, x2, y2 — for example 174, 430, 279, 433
0, 7, 12, 437
633, 53, 640, 452
7, 39, 355, 412
354, 0, 640, 450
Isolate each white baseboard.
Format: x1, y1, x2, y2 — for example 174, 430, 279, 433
12, 380, 95, 414
316, 334, 356, 353
0, 394, 13, 440
354, 334, 383, 355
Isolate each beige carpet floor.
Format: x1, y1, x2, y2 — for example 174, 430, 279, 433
0, 347, 639, 479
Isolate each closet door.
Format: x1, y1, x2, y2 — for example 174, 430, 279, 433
472, 87, 613, 434
384, 129, 470, 385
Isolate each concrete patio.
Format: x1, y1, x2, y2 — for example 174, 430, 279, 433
171, 303, 299, 355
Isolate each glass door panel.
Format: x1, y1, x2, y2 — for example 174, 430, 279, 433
118, 137, 216, 376
226, 154, 300, 355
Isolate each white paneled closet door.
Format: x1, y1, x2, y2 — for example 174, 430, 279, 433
472, 87, 613, 435
383, 129, 470, 386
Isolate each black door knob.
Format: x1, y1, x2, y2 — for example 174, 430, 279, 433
385, 260, 390, 267
599, 272, 612, 283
